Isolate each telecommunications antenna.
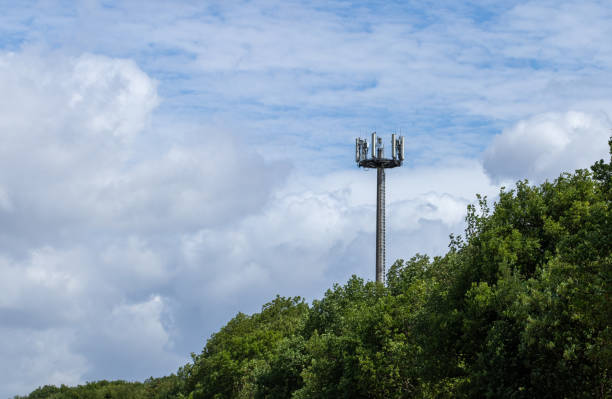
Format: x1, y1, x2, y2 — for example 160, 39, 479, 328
355, 132, 405, 283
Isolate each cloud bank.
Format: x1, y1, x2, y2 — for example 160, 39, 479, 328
484, 111, 611, 183
0, 50, 289, 395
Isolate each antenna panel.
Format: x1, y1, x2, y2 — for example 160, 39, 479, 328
371, 132, 377, 158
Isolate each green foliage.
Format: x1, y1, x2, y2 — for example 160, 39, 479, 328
21, 143, 611, 398
254, 336, 308, 399
16, 378, 180, 399
182, 296, 309, 399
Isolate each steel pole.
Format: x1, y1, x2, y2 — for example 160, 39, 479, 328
376, 167, 385, 283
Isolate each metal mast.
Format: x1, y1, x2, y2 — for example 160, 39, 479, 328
376, 167, 385, 283
355, 132, 404, 284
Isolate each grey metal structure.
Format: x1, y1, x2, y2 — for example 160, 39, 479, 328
355, 132, 404, 283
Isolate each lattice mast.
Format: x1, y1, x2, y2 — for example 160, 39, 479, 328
355, 132, 404, 283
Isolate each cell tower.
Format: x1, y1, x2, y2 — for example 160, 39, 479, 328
355, 132, 405, 283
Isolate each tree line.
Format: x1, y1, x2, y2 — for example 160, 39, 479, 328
18, 140, 611, 398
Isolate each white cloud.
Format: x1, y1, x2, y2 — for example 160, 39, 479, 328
390, 193, 468, 232
179, 160, 497, 309
483, 111, 611, 183
104, 295, 172, 350
0, 184, 12, 211
70, 54, 159, 140
0, 49, 287, 396
0, 248, 87, 324
0, 50, 157, 148
0, 327, 89, 396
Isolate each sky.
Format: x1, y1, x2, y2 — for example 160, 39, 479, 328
0, 0, 611, 397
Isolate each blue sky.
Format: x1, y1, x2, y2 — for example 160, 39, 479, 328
0, 0, 611, 397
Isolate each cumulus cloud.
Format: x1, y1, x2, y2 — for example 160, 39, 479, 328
0, 49, 288, 396
483, 111, 611, 183
0, 327, 89, 396
179, 160, 497, 307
